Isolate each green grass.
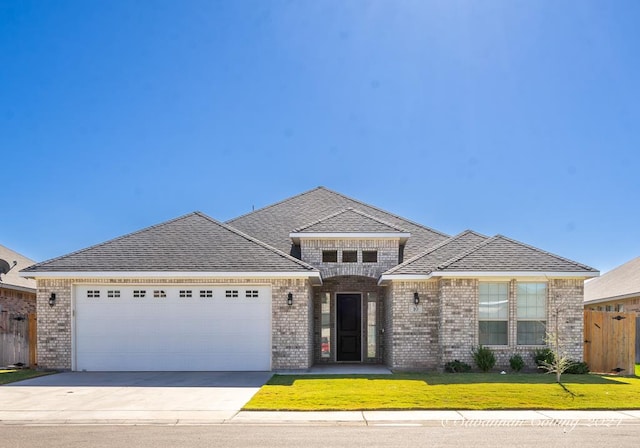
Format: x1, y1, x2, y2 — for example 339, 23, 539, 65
0, 369, 54, 385
244, 373, 640, 411
636, 364, 640, 377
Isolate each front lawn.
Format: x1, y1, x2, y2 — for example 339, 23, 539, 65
0, 369, 53, 385
244, 373, 640, 411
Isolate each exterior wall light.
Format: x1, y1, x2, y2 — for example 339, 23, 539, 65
413, 292, 420, 305
287, 292, 293, 306
48, 293, 57, 307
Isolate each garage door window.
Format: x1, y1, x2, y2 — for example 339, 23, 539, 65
179, 290, 193, 298
199, 290, 213, 298
226, 290, 239, 298
246, 290, 259, 298
107, 290, 120, 298
133, 290, 146, 298
87, 290, 100, 298
153, 290, 166, 298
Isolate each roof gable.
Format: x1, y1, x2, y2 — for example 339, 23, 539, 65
22, 212, 318, 275
434, 235, 598, 274
384, 230, 489, 275
584, 256, 640, 302
227, 187, 449, 257
294, 208, 408, 234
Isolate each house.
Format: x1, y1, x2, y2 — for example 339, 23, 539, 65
20, 187, 598, 372
584, 256, 640, 314
0, 244, 37, 367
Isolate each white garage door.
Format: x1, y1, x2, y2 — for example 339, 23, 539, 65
74, 285, 271, 371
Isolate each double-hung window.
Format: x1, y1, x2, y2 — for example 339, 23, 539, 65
517, 283, 547, 345
478, 283, 508, 345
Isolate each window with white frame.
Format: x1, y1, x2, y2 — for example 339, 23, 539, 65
478, 283, 508, 345
517, 283, 547, 345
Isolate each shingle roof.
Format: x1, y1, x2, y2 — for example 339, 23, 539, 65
0, 244, 36, 291
21, 212, 318, 274
293, 208, 408, 234
227, 187, 449, 258
434, 235, 598, 274
383, 230, 488, 275
584, 256, 640, 302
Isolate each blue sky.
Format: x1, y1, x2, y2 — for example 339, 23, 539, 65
1, 1, 638, 273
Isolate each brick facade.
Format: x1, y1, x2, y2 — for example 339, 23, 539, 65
386, 278, 585, 371
35, 277, 314, 370
35, 275, 587, 371
300, 238, 400, 278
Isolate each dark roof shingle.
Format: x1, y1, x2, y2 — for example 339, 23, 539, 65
228, 187, 448, 258
22, 212, 317, 274
384, 230, 488, 275
434, 235, 598, 274
294, 208, 408, 234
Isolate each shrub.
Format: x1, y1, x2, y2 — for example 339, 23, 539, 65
509, 354, 525, 372
444, 359, 471, 373
472, 346, 496, 372
565, 361, 589, 374
533, 348, 554, 369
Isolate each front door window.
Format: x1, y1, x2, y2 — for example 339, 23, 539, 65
320, 293, 331, 358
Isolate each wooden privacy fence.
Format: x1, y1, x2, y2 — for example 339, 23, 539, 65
584, 310, 636, 375
0, 312, 36, 367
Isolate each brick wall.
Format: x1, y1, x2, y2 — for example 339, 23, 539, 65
0, 286, 36, 315
300, 238, 399, 278
35, 277, 314, 371
438, 278, 478, 367
387, 280, 440, 370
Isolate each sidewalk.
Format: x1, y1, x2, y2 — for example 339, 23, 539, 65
2, 409, 640, 426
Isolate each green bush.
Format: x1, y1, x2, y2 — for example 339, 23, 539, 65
533, 348, 554, 369
444, 359, 471, 373
472, 346, 496, 372
509, 354, 525, 372
565, 361, 589, 374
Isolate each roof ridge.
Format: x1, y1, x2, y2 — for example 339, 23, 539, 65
226, 186, 326, 224
293, 207, 352, 232
435, 234, 498, 271
293, 207, 408, 233
435, 234, 598, 273
490, 234, 598, 272
318, 186, 450, 238
383, 229, 487, 275
22, 212, 204, 272
200, 215, 318, 272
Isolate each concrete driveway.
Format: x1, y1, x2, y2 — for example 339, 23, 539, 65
0, 371, 272, 424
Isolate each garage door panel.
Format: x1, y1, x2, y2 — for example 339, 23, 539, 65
74, 285, 272, 371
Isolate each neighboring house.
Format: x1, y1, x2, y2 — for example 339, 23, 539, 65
584, 256, 640, 314
21, 187, 598, 372
0, 244, 36, 313
0, 244, 37, 366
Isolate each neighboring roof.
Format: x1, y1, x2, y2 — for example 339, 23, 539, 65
383, 230, 489, 275
293, 208, 408, 233
0, 244, 36, 292
433, 235, 599, 275
21, 212, 319, 277
584, 256, 640, 303
227, 187, 449, 258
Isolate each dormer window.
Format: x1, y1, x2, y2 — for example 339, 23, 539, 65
342, 251, 357, 263
322, 250, 338, 262
362, 250, 378, 263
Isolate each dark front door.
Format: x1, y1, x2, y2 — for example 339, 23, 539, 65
337, 293, 362, 362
